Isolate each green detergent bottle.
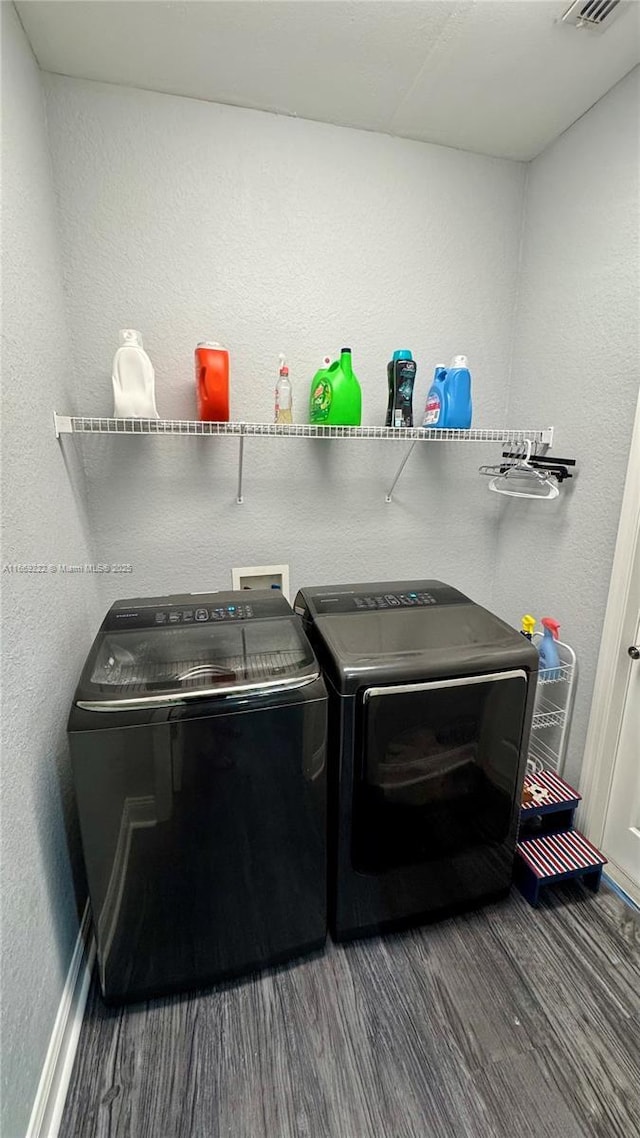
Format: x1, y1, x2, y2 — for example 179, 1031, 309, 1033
309, 348, 362, 426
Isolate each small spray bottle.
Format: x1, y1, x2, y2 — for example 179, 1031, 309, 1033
520, 614, 536, 641
539, 617, 561, 680
275, 353, 293, 424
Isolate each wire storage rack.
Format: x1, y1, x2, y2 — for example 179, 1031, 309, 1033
528, 636, 577, 776
53, 415, 554, 503
53, 416, 554, 443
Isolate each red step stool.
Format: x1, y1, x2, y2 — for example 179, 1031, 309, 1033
515, 828, 607, 907
520, 769, 581, 837
516, 771, 607, 906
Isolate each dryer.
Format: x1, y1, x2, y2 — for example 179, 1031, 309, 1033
68, 590, 327, 1003
294, 580, 538, 940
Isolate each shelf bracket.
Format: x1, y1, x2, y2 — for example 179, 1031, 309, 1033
54, 412, 73, 438
385, 442, 417, 503
237, 428, 245, 504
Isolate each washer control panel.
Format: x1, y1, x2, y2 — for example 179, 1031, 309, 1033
106, 589, 292, 630
107, 599, 272, 629
152, 603, 254, 625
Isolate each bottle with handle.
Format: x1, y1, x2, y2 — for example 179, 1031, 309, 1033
112, 330, 159, 419
195, 341, 230, 422
422, 365, 447, 427
423, 355, 472, 429
309, 348, 361, 426
309, 356, 332, 423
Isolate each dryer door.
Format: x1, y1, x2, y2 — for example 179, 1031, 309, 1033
353, 670, 528, 873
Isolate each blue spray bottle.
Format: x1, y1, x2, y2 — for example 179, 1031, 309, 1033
539, 617, 561, 680
422, 355, 472, 429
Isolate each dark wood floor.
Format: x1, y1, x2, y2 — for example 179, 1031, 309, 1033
61, 882, 640, 1138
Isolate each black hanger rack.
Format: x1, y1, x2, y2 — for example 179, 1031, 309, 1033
501, 449, 576, 484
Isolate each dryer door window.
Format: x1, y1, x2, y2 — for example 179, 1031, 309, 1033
353, 670, 528, 873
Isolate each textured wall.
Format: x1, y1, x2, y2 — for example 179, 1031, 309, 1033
0, 9, 99, 1136
494, 67, 640, 788
43, 75, 527, 612
5, 55, 636, 1134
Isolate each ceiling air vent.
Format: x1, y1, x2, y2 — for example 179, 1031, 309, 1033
560, 0, 627, 31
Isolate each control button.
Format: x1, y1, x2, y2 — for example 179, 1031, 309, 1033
195, 608, 209, 622
182, 610, 194, 622
169, 611, 181, 623
385, 595, 400, 605
246, 606, 253, 617
155, 612, 167, 624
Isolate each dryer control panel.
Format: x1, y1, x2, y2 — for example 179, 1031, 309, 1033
353, 591, 435, 609
308, 583, 466, 615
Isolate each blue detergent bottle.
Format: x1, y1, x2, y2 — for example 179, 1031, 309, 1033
422, 354, 472, 429
539, 617, 561, 681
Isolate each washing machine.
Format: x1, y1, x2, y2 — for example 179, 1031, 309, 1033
68, 590, 327, 1003
294, 580, 538, 940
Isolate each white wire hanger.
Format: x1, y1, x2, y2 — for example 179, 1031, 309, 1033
480, 439, 560, 500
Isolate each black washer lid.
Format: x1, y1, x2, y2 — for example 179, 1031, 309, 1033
75, 591, 318, 709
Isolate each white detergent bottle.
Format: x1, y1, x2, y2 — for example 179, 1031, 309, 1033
112, 330, 159, 418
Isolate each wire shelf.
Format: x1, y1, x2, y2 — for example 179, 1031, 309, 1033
55, 416, 244, 437
528, 637, 577, 775
532, 709, 566, 730
54, 414, 553, 445
531, 692, 567, 731
537, 662, 574, 685
529, 734, 563, 769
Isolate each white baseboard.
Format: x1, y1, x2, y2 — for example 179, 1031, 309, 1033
603, 865, 640, 910
26, 902, 96, 1138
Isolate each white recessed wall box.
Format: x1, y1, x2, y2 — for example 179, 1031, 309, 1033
232, 564, 291, 601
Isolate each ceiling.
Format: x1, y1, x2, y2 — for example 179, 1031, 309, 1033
16, 0, 640, 161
